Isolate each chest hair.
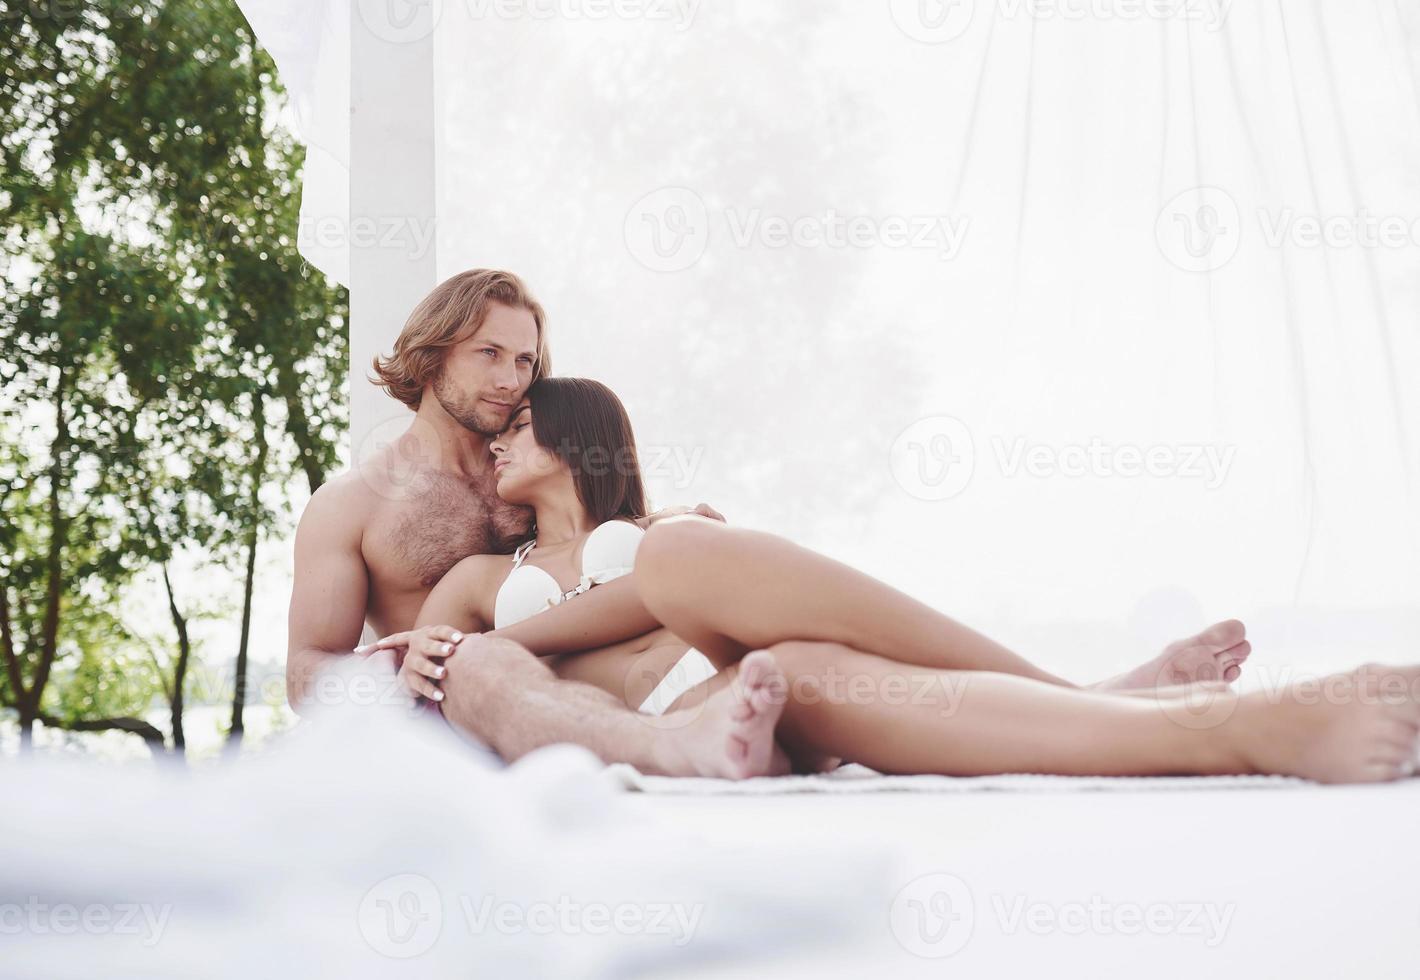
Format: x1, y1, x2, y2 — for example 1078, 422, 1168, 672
384, 474, 534, 587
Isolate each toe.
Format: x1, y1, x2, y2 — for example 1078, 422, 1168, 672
738, 650, 773, 690
1213, 640, 1251, 678
1223, 639, 1252, 660
1202, 619, 1247, 650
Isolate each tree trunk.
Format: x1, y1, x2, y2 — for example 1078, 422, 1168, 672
12, 362, 71, 755
227, 533, 258, 747
17, 710, 35, 752
276, 363, 326, 494
228, 394, 269, 748
24, 362, 70, 754
161, 564, 190, 757
0, 586, 30, 750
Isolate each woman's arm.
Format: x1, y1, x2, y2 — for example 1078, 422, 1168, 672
487, 575, 661, 656
416, 553, 663, 657
415, 556, 495, 633
635, 502, 725, 530
364, 558, 496, 704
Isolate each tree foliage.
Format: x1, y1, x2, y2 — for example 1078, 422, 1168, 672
0, 0, 347, 754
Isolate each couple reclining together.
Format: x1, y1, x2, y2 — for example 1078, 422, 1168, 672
287, 270, 1420, 786
366, 378, 1420, 786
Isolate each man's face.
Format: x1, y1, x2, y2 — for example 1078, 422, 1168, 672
431, 302, 539, 435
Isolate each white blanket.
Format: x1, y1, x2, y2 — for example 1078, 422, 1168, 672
606, 762, 1307, 794
0, 658, 888, 980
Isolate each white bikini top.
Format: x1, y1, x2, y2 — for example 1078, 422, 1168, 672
493, 519, 646, 629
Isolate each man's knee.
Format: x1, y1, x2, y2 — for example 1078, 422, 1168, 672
443, 636, 545, 708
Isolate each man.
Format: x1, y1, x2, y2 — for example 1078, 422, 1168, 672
287, 269, 786, 777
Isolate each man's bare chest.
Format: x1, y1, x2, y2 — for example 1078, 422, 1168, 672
365, 475, 533, 589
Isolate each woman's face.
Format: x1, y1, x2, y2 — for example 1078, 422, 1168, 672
490, 400, 567, 503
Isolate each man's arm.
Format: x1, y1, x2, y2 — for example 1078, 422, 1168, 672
286, 482, 371, 713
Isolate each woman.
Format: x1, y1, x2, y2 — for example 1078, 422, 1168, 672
387, 377, 1420, 784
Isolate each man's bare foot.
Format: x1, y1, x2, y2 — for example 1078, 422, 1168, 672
1095, 619, 1252, 692
659, 651, 792, 779
1231, 663, 1420, 783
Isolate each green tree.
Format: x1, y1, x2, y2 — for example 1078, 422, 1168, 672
1, 0, 346, 755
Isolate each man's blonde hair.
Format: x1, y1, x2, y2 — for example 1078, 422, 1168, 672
370, 269, 550, 409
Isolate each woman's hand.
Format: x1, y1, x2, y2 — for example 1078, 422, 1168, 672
358, 625, 465, 703
642, 502, 726, 526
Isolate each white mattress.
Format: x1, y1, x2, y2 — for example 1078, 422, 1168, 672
607, 762, 1308, 794
629, 777, 1420, 979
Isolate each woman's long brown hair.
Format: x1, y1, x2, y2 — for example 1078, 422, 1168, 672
527, 377, 649, 522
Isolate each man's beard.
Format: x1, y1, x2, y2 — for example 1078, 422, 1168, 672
432, 373, 508, 435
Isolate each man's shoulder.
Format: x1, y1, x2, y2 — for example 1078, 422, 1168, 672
298, 470, 380, 536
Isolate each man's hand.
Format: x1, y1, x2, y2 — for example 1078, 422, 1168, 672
360, 624, 465, 703
643, 502, 726, 526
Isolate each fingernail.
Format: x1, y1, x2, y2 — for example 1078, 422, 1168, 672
442, 643, 453, 654
452, 632, 463, 643
436, 667, 446, 678
433, 690, 444, 701
353, 645, 367, 654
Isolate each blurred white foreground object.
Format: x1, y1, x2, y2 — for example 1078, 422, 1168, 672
0, 655, 887, 979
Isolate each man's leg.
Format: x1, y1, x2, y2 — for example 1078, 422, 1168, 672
439, 636, 789, 778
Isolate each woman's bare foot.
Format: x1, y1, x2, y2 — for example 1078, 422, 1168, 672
1230, 663, 1420, 783
660, 651, 792, 779
1095, 619, 1252, 692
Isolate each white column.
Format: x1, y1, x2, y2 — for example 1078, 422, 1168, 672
348, 2, 439, 459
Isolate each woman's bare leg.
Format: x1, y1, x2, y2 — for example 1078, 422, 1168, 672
634, 517, 1249, 690
709, 644, 1420, 783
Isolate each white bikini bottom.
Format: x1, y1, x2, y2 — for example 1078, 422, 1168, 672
636, 648, 720, 716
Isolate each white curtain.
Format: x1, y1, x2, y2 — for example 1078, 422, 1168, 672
243, 1, 1420, 681
237, 0, 350, 283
